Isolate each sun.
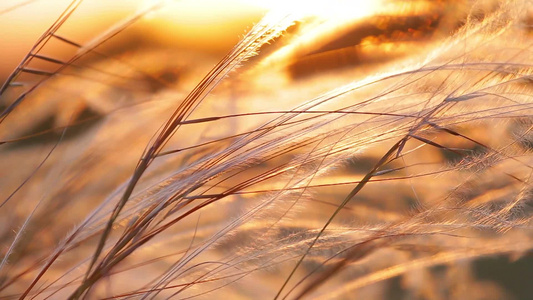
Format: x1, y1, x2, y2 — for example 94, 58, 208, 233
239, 0, 383, 20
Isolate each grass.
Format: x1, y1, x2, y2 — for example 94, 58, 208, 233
0, 0, 532, 299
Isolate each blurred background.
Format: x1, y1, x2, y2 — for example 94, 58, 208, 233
0, 0, 267, 85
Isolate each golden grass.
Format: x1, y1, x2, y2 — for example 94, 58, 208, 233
0, 0, 532, 299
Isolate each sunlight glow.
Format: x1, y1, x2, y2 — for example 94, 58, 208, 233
140, 0, 383, 21
240, 0, 383, 19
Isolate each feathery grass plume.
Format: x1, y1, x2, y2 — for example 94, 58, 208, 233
0, 0, 532, 299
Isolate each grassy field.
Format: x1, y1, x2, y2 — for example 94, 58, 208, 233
0, 0, 532, 299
